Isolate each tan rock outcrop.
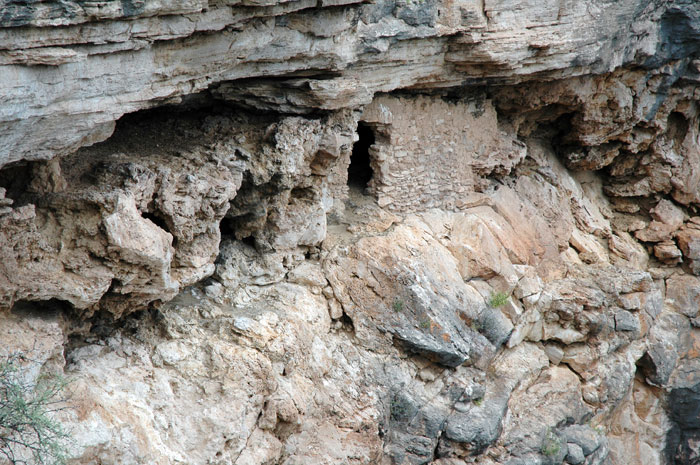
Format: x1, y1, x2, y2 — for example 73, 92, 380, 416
3, 1, 700, 465
1, 0, 698, 169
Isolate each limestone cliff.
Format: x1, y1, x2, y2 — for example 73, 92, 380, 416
1, 1, 700, 464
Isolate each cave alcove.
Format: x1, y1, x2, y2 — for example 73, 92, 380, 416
348, 122, 375, 190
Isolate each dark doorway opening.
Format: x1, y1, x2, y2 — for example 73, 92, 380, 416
348, 122, 375, 188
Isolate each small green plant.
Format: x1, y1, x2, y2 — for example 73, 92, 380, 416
541, 428, 562, 457
0, 354, 71, 465
587, 418, 606, 436
473, 397, 483, 407
488, 291, 509, 308
419, 320, 431, 329
389, 392, 417, 423
392, 299, 404, 312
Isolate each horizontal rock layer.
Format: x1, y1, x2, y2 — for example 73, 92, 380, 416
2, 0, 700, 167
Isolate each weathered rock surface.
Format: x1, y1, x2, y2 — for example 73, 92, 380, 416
3, 1, 700, 465
2, 0, 700, 168
0, 107, 354, 314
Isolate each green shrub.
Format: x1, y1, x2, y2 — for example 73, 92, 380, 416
392, 299, 404, 312
488, 292, 509, 308
541, 428, 562, 457
0, 354, 71, 465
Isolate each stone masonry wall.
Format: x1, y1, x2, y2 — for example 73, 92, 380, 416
360, 95, 526, 212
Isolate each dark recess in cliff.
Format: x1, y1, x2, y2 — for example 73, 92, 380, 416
348, 122, 375, 189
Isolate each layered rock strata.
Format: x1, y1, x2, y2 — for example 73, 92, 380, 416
2, 0, 700, 166
2, 1, 700, 465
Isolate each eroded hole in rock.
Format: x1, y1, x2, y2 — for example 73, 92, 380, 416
290, 186, 315, 202
0, 161, 33, 204
550, 112, 577, 150
348, 122, 375, 189
219, 212, 258, 248
668, 111, 689, 145
338, 313, 355, 333
219, 216, 237, 236
63, 307, 164, 365
635, 350, 671, 387
85, 307, 152, 339
240, 235, 256, 248
10, 299, 72, 320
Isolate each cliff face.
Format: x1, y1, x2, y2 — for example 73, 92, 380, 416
2, 1, 700, 464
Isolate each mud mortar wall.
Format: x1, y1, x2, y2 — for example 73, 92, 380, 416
360, 95, 525, 211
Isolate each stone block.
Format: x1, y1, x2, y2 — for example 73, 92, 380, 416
615, 310, 640, 332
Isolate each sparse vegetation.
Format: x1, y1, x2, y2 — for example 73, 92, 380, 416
390, 393, 416, 422
592, 423, 606, 436
541, 428, 562, 457
0, 354, 71, 465
473, 397, 483, 407
392, 298, 404, 312
488, 291, 509, 308
419, 320, 431, 329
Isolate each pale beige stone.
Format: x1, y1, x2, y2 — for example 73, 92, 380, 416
0, 6, 697, 462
